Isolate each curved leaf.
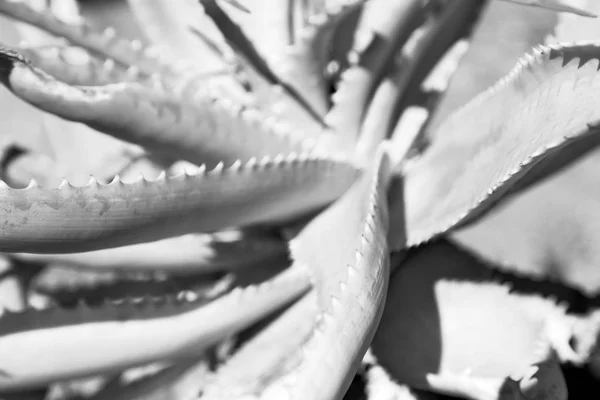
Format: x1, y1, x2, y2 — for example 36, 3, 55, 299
450, 1, 600, 296
400, 42, 600, 246
0, 155, 357, 253
373, 240, 570, 400
263, 143, 391, 399
0, 48, 315, 167
0, 265, 309, 390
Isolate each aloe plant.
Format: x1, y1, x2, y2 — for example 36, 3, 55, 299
0, 0, 600, 399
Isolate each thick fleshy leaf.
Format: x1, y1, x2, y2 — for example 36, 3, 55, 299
450, 1, 600, 295
199, 0, 331, 131
194, 0, 326, 136
89, 358, 209, 400
234, 62, 327, 138
0, 0, 168, 77
202, 292, 318, 398
451, 163, 600, 296
422, 0, 559, 142
30, 265, 232, 306
372, 240, 570, 400
224, 0, 366, 116
13, 14, 141, 178
0, 47, 317, 167
18, 45, 135, 86
355, 0, 481, 163
324, 0, 426, 148
0, 155, 357, 253
550, 0, 600, 41
0, 265, 310, 390
12, 231, 288, 274
253, 143, 391, 400
400, 42, 600, 247
12, 0, 82, 49
503, 0, 596, 16
280, 0, 366, 114
1, 146, 138, 188
0, 16, 49, 154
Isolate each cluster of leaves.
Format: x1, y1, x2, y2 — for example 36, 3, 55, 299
1, 0, 600, 399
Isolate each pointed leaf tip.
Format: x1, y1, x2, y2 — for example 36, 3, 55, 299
502, 0, 597, 18
223, 0, 250, 13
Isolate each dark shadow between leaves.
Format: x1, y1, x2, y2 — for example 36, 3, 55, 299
371, 238, 596, 398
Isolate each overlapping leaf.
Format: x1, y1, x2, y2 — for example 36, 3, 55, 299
373, 240, 580, 400
0, 264, 309, 390
269, 143, 391, 399
0, 154, 356, 252
399, 42, 600, 247
0, 1, 599, 399
450, 0, 600, 295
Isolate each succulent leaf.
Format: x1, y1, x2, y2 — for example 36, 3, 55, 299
202, 291, 318, 398
220, 0, 369, 117
17, 45, 137, 86
355, 0, 481, 163
325, 0, 426, 149
0, 47, 321, 167
422, 0, 560, 142
0, 14, 50, 155
0, 0, 167, 77
0, 265, 309, 391
269, 143, 391, 399
372, 240, 570, 400
12, 231, 288, 274
0, 155, 357, 253
89, 358, 209, 400
0, 1, 598, 399
503, 0, 597, 17
8, 16, 142, 180
449, 2, 600, 296
401, 42, 600, 246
